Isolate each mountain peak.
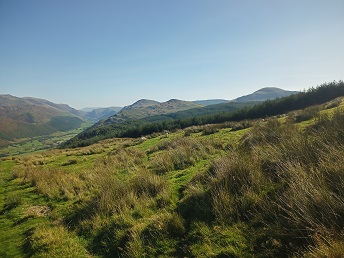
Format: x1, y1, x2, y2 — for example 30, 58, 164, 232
123, 99, 159, 110
101, 98, 201, 126
164, 99, 189, 104
235, 87, 299, 102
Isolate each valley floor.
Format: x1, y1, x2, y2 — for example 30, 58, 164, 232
0, 123, 91, 157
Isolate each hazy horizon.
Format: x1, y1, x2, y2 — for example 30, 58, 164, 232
1, 0, 343, 109
2, 85, 301, 110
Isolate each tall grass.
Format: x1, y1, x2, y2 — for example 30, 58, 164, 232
178, 108, 344, 257
14, 167, 87, 200
151, 137, 221, 174
28, 225, 90, 257
8, 105, 344, 257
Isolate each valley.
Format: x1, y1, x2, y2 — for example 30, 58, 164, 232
0, 123, 91, 157
0, 81, 343, 257
0, 87, 296, 156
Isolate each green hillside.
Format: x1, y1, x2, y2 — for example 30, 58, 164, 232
102, 99, 202, 125
0, 95, 89, 156
1, 89, 343, 257
63, 81, 344, 148
235, 87, 299, 102
83, 107, 122, 122
193, 99, 229, 106
0, 95, 84, 147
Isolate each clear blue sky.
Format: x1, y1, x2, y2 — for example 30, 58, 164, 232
1, 0, 343, 109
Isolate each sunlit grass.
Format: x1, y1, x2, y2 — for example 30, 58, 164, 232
1, 98, 344, 257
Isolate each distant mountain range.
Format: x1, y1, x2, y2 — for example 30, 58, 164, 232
0, 87, 298, 147
192, 88, 299, 105
81, 107, 122, 122
193, 99, 229, 106
100, 87, 298, 125
79, 87, 298, 123
101, 99, 202, 125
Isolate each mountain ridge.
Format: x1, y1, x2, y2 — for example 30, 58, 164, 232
102, 99, 202, 125
62, 81, 344, 148
0, 94, 84, 146
0, 86, 299, 147
235, 87, 299, 102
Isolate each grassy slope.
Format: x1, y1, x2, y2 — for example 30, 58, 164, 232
0, 98, 343, 257
0, 95, 85, 148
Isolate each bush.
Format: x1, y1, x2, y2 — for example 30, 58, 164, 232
294, 106, 320, 122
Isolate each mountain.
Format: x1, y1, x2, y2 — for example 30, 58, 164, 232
2, 82, 344, 257
23, 97, 82, 117
80, 107, 101, 112
189, 88, 297, 105
0, 94, 84, 146
62, 82, 344, 148
122, 99, 160, 110
102, 99, 202, 125
82, 107, 122, 122
235, 87, 299, 102
193, 99, 229, 106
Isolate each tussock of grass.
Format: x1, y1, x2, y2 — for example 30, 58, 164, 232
188, 222, 251, 257
301, 235, 344, 258
151, 137, 221, 174
28, 225, 89, 257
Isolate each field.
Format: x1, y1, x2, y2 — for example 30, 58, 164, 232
0, 123, 92, 157
0, 98, 344, 257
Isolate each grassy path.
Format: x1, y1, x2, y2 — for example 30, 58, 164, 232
0, 160, 48, 257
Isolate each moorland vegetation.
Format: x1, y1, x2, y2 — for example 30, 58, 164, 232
0, 81, 344, 257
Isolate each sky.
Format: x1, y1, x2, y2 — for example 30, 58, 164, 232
1, 0, 343, 109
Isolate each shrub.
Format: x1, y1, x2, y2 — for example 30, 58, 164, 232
294, 106, 320, 122
202, 125, 220, 135
61, 159, 77, 166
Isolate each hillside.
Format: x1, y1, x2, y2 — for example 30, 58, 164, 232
0, 94, 84, 147
101, 99, 202, 125
193, 99, 229, 106
23, 97, 82, 117
235, 87, 298, 102
1, 89, 343, 257
82, 106, 122, 122
63, 81, 344, 148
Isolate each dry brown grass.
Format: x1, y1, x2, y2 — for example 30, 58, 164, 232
14, 166, 87, 200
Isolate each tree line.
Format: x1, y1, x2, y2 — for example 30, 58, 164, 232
61, 81, 344, 148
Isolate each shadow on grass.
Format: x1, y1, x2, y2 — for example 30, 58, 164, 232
21, 228, 35, 258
